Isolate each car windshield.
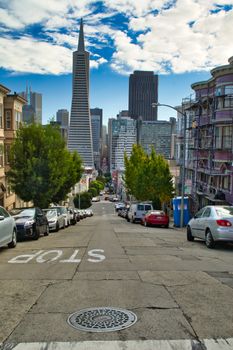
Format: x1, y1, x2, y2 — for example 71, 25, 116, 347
215, 207, 233, 217
44, 210, 57, 218
10, 208, 35, 217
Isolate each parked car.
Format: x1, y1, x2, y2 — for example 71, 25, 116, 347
128, 203, 153, 223
85, 208, 93, 217
43, 209, 65, 232
142, 210, 169, 228
74, 209, 80, 222
68, 208, 78, 225
92, 196, 100, 202
0, 206, 17, 249
115, 202, 125, 212
50, 206, 70, 227
76, 209, 84, 220
187, 205, 233, 248
10, 207, 49, 240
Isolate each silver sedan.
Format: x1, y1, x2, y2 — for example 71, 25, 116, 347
187, 205, 233, 248
43, 209, 65, 232
0, 206, 17, 249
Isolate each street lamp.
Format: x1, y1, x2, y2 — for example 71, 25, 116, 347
152, 102, 187, 228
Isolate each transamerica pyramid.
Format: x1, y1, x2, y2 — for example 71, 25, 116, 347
68, 18, 94, 168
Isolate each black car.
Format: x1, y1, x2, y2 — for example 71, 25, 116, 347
10, 207, 49, 240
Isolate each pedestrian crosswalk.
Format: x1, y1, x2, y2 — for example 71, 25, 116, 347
1, 339, 233, 350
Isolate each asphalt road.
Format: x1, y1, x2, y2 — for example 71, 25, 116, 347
1, 201, 233, 349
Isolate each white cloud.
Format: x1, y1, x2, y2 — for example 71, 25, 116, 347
111, 0, 233, 74
0, 36, 72, 74
0, 0, 232, 75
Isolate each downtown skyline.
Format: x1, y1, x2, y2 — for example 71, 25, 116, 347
0, 0, 233, 125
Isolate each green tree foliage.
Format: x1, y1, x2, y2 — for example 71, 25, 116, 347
7, 123, 83, 208
51, 151, 83, 204
96, 176, 106, 185
88, 187, 98, 198
89, 180, 104, 194
74, 191, 91, 209
124, 145, 174, 208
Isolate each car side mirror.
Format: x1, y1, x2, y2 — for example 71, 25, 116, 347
0, 215, 4, 221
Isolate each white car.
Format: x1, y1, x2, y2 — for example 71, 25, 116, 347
0, 206, 17, 249
50, 206, 70, 227
43, 209, 65, 231
187, 205, 233, 248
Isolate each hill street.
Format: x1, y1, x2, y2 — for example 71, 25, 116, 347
1, 201, 233, 349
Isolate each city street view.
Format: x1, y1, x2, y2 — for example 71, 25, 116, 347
1, 201, 233, 349
1, 1, 233, 349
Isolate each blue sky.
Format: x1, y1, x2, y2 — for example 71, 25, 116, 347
0, 0, 233, 125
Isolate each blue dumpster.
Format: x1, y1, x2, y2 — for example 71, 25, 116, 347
172, 196, 190, 227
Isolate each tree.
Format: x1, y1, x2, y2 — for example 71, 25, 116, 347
124, 145, 174, 208
88, 187, 98, 198
51, 151, 83, 204
7, 123, 83, 208
74, 191, 91, 209
89, 180, 104, 194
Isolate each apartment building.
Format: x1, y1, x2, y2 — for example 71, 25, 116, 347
182, 56, 233, 210
0, 85, 26, 209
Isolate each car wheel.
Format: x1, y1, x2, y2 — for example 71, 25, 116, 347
187, 226, 194, 241
165, 224, 169, 228
205, 229, 215, 249
55, 222, 59, 232
8, 229, 17, 248
32, 227, 40, 240
44, 225, 49, 236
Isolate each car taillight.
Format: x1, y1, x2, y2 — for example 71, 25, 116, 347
216, 220, 232, 227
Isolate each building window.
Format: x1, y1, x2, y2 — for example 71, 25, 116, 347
15, 111, 21, 129
224, 85, 233, 95
223, 96, 233, 108
0, 104, 3, 129
215, 87, 222, 96
0, 144, 3, 167
222, 126, 232, 149
221, 176, 231, 191
215, 126, 232, 149
5, 110, 12, 129
5, 144, 11, 164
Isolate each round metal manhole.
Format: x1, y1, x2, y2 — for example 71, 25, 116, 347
67, 307, 137, 332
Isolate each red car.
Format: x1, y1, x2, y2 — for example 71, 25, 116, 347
142, 210, 169, 228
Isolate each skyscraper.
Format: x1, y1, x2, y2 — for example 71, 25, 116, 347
20, 86, 42, 124
128, 71, 158, 121
56, 109, 69, 144
90, 108, 102, 170
68, 19, 94, 168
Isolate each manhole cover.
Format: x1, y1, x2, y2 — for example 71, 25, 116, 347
67, 307, 137, 332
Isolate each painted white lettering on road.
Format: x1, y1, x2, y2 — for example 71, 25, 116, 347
60, 250, 81, 263
8, 250, 44, 264
88, 249, 106, 263
36, 250, 63, 263
8, 249, 105, 264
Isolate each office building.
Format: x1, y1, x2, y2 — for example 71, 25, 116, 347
128, 71, 158, 121
56, 109, 69, 143
108, 116, 137, 171
67, 19, 94, 168
138, 119, 175, 159
20, 86, 42, 124
90, 108, 102, 170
